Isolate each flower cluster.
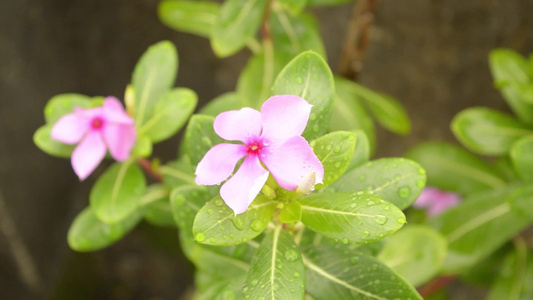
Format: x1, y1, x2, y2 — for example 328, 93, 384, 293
195, 95, 324, 214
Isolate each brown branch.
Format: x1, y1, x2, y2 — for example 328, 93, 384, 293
138, 158, 163, 182
260, 0, 273, 41
337, 0, 380, 80
418, 275, 456, 298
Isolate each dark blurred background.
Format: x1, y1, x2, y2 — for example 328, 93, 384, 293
1, 0, 532, 299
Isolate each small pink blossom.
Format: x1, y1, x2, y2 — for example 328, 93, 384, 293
195, 95, 324, 214
413, 187, 461, 216
51, 97, 136, 180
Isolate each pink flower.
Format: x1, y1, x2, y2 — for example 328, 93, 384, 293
413, 187, 461, 216
195, 95, 324, 214
51, 97, 137, 180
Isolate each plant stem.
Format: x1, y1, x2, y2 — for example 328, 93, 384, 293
418, 275, 456, 297
138, 157, 163, 182
337, 0, 380, 80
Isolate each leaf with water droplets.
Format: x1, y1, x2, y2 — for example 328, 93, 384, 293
195, 272, 246, 300
299, 193, 405, 244
377, 225, 447, 287
183, 114, 224, 166
272, 51, 334, 141
141, 184, 174, 227
346, 130, 371, 172
452, 107, 532, 155
302, 245, 422, 300
510, 135, 533, 182
132, 41, 178, 127
193, 195, 276, 246
405, 142, 506, 195
327, 158, 426, 210
243, 227, 305, 299
199, 92, 245, 117
311, 131, 356, 187
158, 0, 220, 38
280, 201, 302, 223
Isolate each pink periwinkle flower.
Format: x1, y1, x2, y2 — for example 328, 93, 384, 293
51, 97, 136, 180
195, 95, 324, 214
413, 187, 461, 217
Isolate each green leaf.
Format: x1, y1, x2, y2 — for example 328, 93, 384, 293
430, 185, 533, 273
44, 93, 91, 124
90, 161, 146, 224
488, 241, 533, 300
33, 125, 75, 158
451, 107, 532, 155
280, 201, 302, 223
199, 92, 244, 116
311, 131, 356, 187
270, 10, 325, 59
243, 227, 305, 299
183, 115, 224, 166
303, 245, 422, 300
170, 185, 211, 231
276, 0, 307, 14
510, 135, 533, 182
272, 51, 335, 140
405, 142, 506, 195
307, 0, 354, 5
332, 77, 376, 153
299, 193, 406, 243
193, 195, 276, 246
158, 0, 220, 38
335, 76, 410, 135
160, 157, 196, 188
132, 41, 178, 126
130, 134, 152, 158
347, 130, 371, 171
138, 88, 197, 143
67, 207, 141, 252
489, 49, 533, 124
142, 185, 174, 227
195, 273, 246, 300
377, 225, 447, 287
237, 51, 288, 109
327, 158, 426, 210
211, 0, 267, 57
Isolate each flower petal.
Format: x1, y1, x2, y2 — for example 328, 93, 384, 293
261, 136, 324, 190
103, 123, 137, 161
260, 95, 312, 144
51, 112, 89, 144
220, 155, 269, 214
214, 108, 262, 143
195, 143, 247, 185
103, 97, 134, 125
71, 131, 107, 180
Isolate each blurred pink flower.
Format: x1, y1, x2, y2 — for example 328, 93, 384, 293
195, 95, 324, 214
413, 187, 461, 216
51, 97, 136, 180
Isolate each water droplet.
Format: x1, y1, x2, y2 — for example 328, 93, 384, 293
296, 77, 303, 84
209, 237, 215, 242
222, 290, 236, 300
250, 219, 264, 232
215, 199, 224, 206
418, 168, 426, 175
326, 145, 332, 151
384, 205, 390, 211
251, 279, 259, 286
309, 113, 316, 120
350, 256, 359, 264
374, 215, 388, 225
334, 146, 341, 153
232, 215, 245, 230
335, 162, 341, 168
397, 217, 407, 224
398, 186, 411, 199
367, 200, 375, 205
242, 287, 248, 293
273, 283, 279, 291
230, 233, 235, 238
358, 175, 365, 181
342, 238, 349, 244
416, 179, 425, 188
363, 231, 370, 237
284, 249, 299, 262
293, 272, 300, 278
313, 125, 319, 132
290, 289, 295, 293
350, 203, 358, 208
195, 232, 206, 242
207, 208, 214, 215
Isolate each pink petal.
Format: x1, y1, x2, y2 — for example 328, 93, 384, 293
103, 123, 137, 161
260, 95, 312, 145
261, 136, 324, 190
51, 112, 89, 144
220, 155, 269, 214
103, 97, 134, 125
71, 131, 107, 180
412, 187, 439, 208
214, 108, 262, 143
195, 143, 248, 185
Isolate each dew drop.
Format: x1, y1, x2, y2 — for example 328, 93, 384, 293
209, 237, 215, 242
232, 215, 245, 230
222, 290, 236, 300
416, 179, 425, 188
195, 232, 206, 242
296, 77, 303, 84
397, 217, 407, 224
350, 203, 358, 208
313, 125, 319, 132
293, 272, 300, 278
367, 200, 375, 205
358, 175, 365, 181
384, 205, 390, 211
418, 168, 426, 175
350, 256, 359, 264
342, 238, 349, 244
363, 231, 370, 237
334, 162, 341, 168
284, 249, 299, 262
207, 208, 214, 215
309, 113, 317, 120
374, 215, 388, 225
250, 219, 264, 232
251, 279, 259, 286
215, 199, 224, 206
398, 186, 411, 199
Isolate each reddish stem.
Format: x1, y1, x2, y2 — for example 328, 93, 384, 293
138, 158, 162, 182
418, 275, 456, 297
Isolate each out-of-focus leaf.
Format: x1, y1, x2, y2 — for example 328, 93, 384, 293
158, 1, 220, 37
130, 134, 152, 158
451, 107, 532, 155
33, 125, 75, 158
160, 157, 196, 188
44, 94, 91, 124
405, 142, 506, 195
279, 201, 302, 223
272, 51, 334, 140
183, 115, 224, 166
378, 225, 447, 287
142, 185, 174, 227
510, 135, 533, 182
199, 92, 244, 117
276, 0, 307, 14
347, 130, 371, 171
311, 131, 356, 187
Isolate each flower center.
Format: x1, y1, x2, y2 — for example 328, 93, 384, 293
91, 117, 105, 130
246, 141, 264, 156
